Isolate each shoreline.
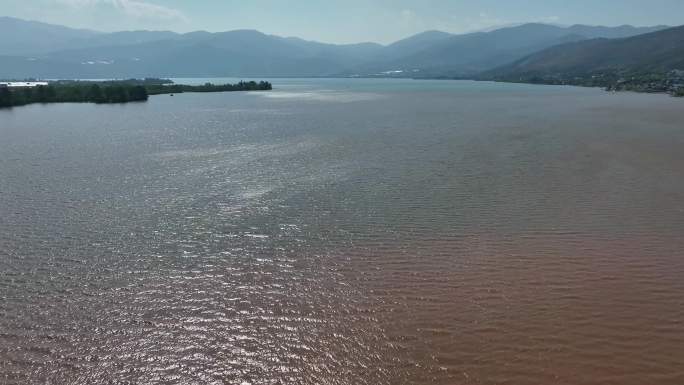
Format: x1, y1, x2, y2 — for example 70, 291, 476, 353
0, 80, 272, 109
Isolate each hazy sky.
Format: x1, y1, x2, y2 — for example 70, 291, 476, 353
3, 0, 684, 44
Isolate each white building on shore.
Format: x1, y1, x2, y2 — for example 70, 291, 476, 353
0, 81, 49, 88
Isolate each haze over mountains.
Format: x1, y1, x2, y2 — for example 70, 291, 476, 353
359, 23, 678, 77
0, 16, 677, 79
489, 25, 684, 77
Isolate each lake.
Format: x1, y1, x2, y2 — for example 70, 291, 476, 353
1, 79, 683, 384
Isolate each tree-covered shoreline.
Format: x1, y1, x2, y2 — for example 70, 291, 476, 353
0, 79, 273, 108
145, 81, 273, 95
483, 69, 684, 97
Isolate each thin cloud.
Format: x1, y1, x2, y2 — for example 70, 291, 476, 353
462, 12, 506, 32
538, 15, 561, 24
400, 9, 415, 19
463, 12, 563, 33
55, 0, 188, 22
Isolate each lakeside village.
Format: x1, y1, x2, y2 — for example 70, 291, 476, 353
606, 70, 684, 95
496, 69, 684, 97
0, 79, 272, 108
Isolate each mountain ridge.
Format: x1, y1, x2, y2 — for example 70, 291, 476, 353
481, 25, 684, 96
488, 25, 684, 75
0, 16, 674, 79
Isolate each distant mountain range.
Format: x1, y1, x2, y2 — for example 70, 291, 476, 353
487, 25, 684, 77
0, 16, 677, 79
0, 16, 99, 55
352, 23, 670, 77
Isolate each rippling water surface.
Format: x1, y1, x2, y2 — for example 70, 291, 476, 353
1, 79, 684, 384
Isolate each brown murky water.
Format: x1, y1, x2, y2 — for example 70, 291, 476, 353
1, 79, 683, 384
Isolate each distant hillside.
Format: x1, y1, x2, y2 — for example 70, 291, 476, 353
482, 26, 684, 96
382, 30, 454, 60
71, 30, 181, 50
347, 24, 669, 77
358, 24, 586, 76
488, 25, 684, 76
565, 24, 669, 39
0, 29, 385, 78
0, 17, 99, 55
0, 17, 672, 78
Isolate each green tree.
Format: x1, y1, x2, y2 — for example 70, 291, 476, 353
35, 86, 49, 103
66, 86, 85, 102
86, 84, 104, 103
103, 86, 129, 103
128, 85, 148, 101
0, 87, 12, 107
21, 87, 33, 104
45, 85, 57, 101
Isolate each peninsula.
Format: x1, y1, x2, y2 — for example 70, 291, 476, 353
0, 79, 272, 108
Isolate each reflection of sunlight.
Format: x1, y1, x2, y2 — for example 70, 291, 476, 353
252, 90, 384, 103
240, 188, 273, 200
152, 140, 319, 161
